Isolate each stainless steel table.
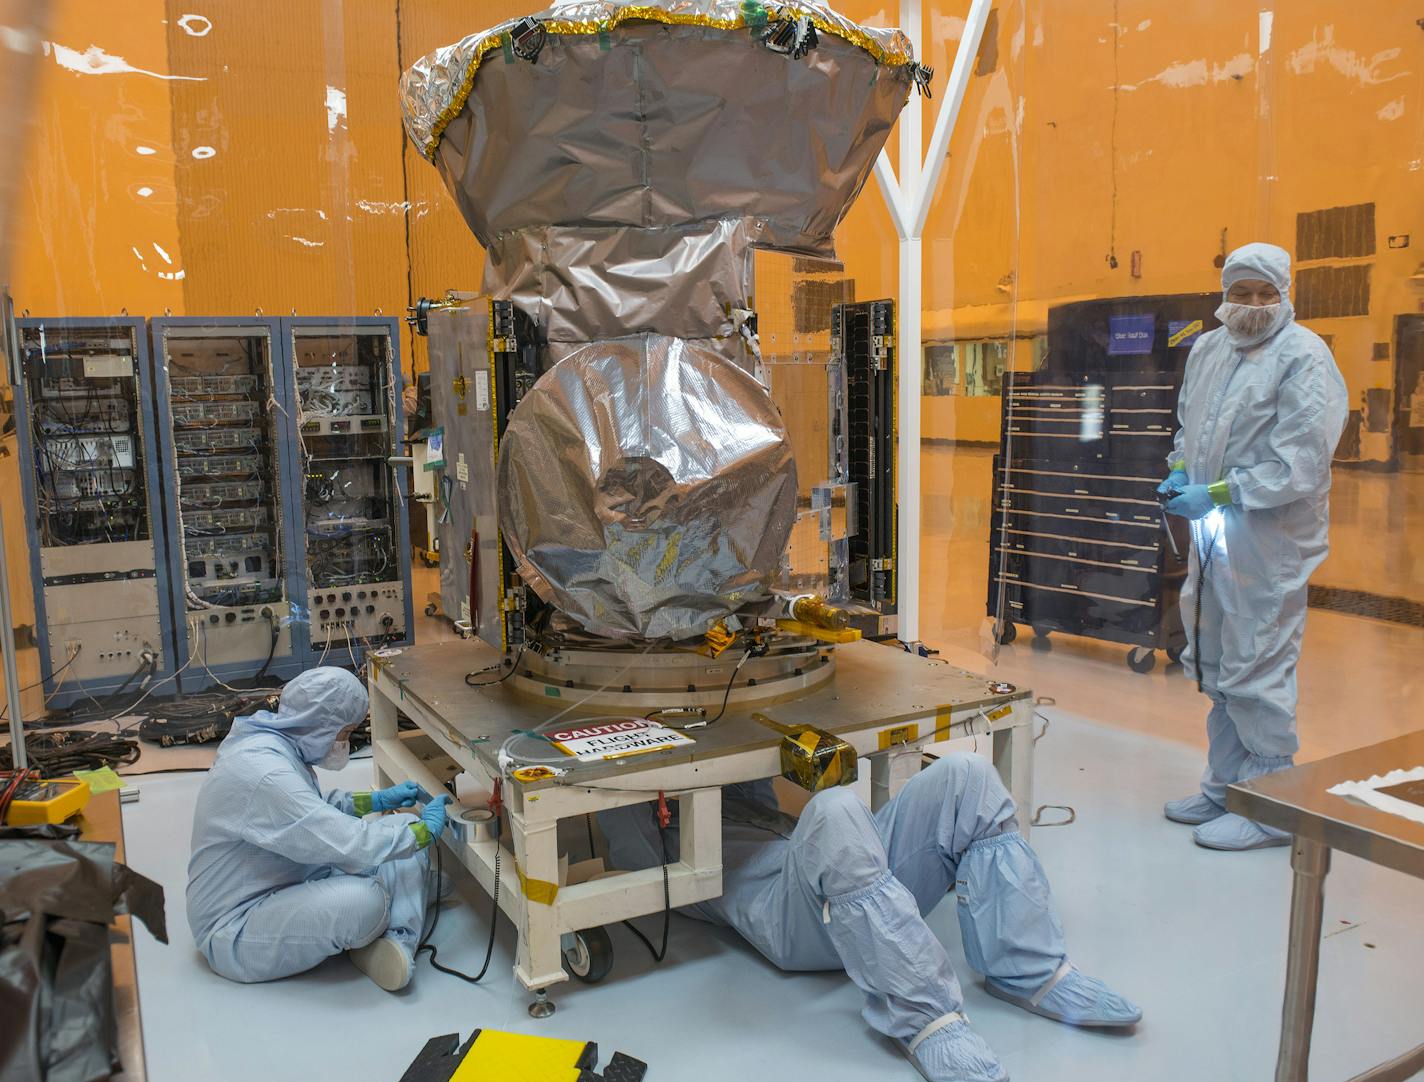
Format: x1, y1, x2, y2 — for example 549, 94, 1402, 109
368, 638, 1035, 1014
1228, 731, 1424, 1082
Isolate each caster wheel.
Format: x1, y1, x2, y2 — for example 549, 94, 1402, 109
564, 926, 614, 984
1166, 644, 1185, 664
424, 603, 438, 617
1127, 646, 1157, 674
1030, 625, 1052, 652
993, 621, 1017, 645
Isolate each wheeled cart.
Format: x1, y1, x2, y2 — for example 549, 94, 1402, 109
367, 639, 1036, 1014
987, 292, 1220, 673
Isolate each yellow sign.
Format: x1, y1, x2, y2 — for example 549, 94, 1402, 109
1168, 319, 1203, 348
986, 704, 1013, 722
450, 1029, 593, 1081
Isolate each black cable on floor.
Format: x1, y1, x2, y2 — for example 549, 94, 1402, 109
121, 766, 213, 777
1, 729, 141, 775
620, 813, 671, 964
417, 818, 502, 984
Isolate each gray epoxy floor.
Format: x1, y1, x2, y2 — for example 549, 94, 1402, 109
122, 712, 1424, 1082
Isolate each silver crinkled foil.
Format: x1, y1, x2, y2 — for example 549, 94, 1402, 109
404, 0, 912, 640
400, 0, 915, 257
497, 335, 797, 639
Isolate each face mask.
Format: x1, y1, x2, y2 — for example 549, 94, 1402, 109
318, 740, 350, 771
1216, 301, 1282, 339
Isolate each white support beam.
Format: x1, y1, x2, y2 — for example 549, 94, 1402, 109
911, 0, 994, 235
898, 0, 923, 203
894, 0, 923, 645
879, 0, 994, 646
897, 234, 923, 643
874, 149, 910, 241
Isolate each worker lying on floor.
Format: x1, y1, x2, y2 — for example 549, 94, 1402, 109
598, 753, 1139, 1082
186, 667, 451, 990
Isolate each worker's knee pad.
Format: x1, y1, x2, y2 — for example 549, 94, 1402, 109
800, 786, 871, 835
342, 876, 392, 948
926, 751, 996, 789
918, 752, 1018, 838
797, 788, 884, 896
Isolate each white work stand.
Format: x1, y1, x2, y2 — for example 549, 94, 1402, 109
368, 638, 1034, 1015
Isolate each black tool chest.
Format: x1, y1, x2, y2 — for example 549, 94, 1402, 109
986, 295, 1219, 672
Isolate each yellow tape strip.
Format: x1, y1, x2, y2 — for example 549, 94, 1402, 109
514, 860, 560, 905
774, 618, 861, 643
368, 652, 388, 681
751, 711, 797, 736
933, 702, 1014, 739
931, 705, 952, 740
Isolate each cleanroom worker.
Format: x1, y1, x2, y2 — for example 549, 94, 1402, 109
1161, 242, 1347, 851
600, 753, 1141, 1082
187, 667, 451, 989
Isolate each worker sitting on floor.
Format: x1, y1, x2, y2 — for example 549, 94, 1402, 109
598, 752, 1140, 1082
186, 667, 450, 991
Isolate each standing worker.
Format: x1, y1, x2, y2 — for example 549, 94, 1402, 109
187, 667, 451, 988
1160, 242, 1347, 851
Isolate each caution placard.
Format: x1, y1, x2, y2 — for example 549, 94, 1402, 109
545, 719, 694, 762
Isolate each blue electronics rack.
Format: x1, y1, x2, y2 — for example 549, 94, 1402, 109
14, 313, 414, 703
281, 316, 414, 671
148, 316, 308, 691
10, 316, 181, 707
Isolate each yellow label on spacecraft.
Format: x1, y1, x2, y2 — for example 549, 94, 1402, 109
878, 724, 920, 749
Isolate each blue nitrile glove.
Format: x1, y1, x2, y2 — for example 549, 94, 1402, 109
410, 794, 451, 849
1157, 469, 1189, 495
1165, 484, 1217, 520
371, 780, 432, 813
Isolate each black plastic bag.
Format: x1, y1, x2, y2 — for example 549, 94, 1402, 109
0, 824, 166, 1082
